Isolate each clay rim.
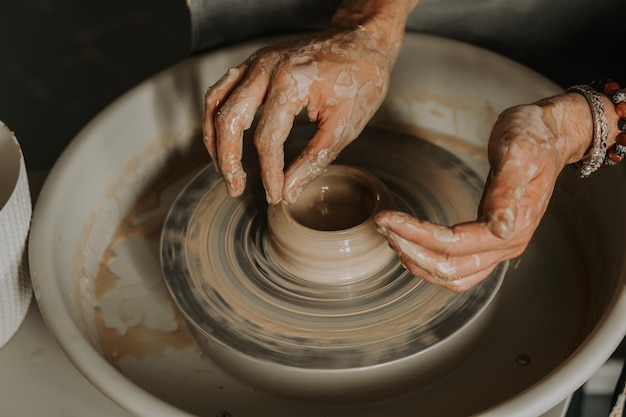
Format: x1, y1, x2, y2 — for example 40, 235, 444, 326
264, 164, 396, 285
279, 164, 391, 233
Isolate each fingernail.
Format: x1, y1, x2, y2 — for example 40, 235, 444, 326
224, 168, 246, 197
378, 211, 424, 233
225, 181, 237, 196
266, 190, 281, 205
283, 184, 302, 204
376, 224, 388, 237
386, 232, 401, 253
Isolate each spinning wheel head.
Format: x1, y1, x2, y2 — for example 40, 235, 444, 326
160, 126, 505, 401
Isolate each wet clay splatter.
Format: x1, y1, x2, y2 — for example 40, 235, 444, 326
93, 155, 209, 368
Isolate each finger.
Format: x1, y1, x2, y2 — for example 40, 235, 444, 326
386, 230, 510, 283
400, 255, 498, 293
282, 60, 386, 203
203, 65, 248, 172
282, 79, 371, 204
480, 167, 522, 240
254, 91, 304, 204
482, 164, 557, 241
215, 56, 278, 197
282, 125, 338, 204
445, 265, 499, 292
481, 136, 549, 239
375, 211, 523, 257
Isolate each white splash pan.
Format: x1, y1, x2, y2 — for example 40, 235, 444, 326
29, 33, 626, 416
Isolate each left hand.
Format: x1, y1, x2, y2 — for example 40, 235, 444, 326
375, 92, 617, 292
203, 0, 417, 204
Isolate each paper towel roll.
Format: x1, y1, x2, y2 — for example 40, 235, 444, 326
0, 121, 32, 348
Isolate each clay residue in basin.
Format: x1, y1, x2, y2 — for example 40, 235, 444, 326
93, 154, 208, 368
95, 308, 195, 368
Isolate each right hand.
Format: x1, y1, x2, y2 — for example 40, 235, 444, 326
375, 91, 620, 291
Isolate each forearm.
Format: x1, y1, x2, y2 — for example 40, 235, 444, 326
330, 0, 419, 47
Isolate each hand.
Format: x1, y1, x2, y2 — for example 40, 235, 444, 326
375, 92, 617, 292
203, 1, 416, 204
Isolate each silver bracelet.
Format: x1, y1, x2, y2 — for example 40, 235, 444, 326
566, 84, 609, 178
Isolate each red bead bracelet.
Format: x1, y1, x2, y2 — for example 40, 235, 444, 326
591, 79, 626, 167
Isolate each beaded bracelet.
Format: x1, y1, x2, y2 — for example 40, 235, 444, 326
566, 84, 609, 178
591, 79, 626, 167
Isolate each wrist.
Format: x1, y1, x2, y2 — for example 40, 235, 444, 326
565, 93, 619, 163
543, 92, 620, 166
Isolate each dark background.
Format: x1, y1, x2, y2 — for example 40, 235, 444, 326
0, 0, 190, 171
0, 1, 624, 414
2, 0, 626, 172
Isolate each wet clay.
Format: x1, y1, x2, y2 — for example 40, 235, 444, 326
92, 155, 208, 368
286, 167, 378, 231
161, 126, 505, 376
266, 165, 395, 284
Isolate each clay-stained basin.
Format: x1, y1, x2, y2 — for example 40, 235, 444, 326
29, 33, 626, 417
160, 145, 504, 402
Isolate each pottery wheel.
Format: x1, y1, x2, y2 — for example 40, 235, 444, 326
161, 126, 504, 371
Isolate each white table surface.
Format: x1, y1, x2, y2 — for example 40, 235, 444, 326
0, 302, 133, 417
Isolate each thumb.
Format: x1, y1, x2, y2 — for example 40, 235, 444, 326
478, 166, 523, 240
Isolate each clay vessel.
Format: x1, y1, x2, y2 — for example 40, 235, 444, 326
266, 165, 395, 285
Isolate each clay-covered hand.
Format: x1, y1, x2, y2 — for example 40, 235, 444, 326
375, 92, 618, 292
203, 1, 416, 204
